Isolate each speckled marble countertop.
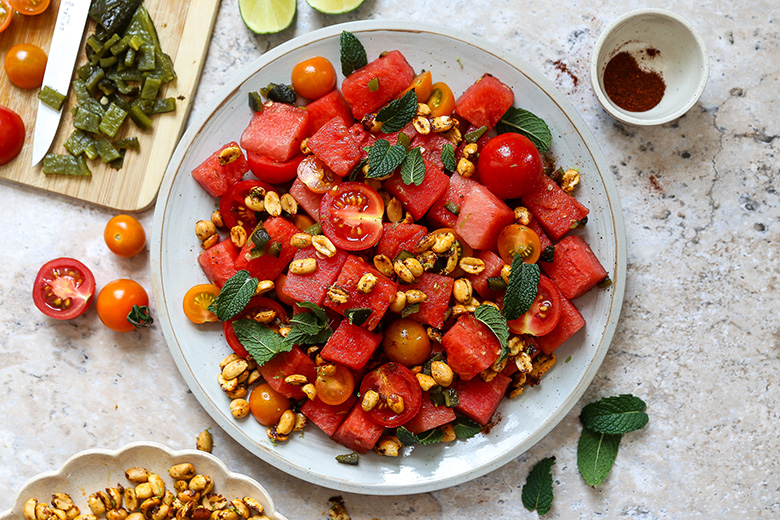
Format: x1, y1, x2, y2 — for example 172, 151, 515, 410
1, 1, 778, 518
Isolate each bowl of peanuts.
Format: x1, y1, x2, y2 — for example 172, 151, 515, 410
0, 442, 287, 520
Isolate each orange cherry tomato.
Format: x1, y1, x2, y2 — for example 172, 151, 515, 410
9, 0, 49, 15
291, 56, 336, 99
273, 274, 298, 307
182, 284, 220, 324
426, 82, 455, 117
296, 155, 340, 193
382, 318, 431, 367
497, 224, 542, 264
4, 43, 47, 89
104, 215, 146, 257
96, 279, 152, 332
248, 383, 290, 426
315, 363, 355, 406
0, 1, 13, 33
399, 70, 433, 103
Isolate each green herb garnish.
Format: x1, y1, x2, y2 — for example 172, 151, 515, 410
522, 456, 556, 515
376, 90, 418, 134
452, 417, 481, 439
284, 301, 333, 346
232, 320, 292, 366
496, 107, 553, 153
503, 256, 540, 321
474, 304, 510, 358
207, 270, 258, 321
397, 426, 443, 446
577, 428, 621, 488
339, 31, 367, 76
365, 138, 407, 178
441, 142, 457, 172
399, 146, 425, 186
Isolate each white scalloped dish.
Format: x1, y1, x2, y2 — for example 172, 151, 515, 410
0, 442, 287, 520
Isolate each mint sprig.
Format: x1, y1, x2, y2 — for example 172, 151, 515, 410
577, 428, 621, 488
232, 319, 292, 366
397, 426, 443, 446
496, 107, 553, 153
207, 270, 258, 321
452, 417, 481, 439
441, 143, 457, 172
285, 301, 333, 346
399, 146, 425, 186
522, 456, 556, 515
376, 90, 418, 134
474, 304, 509, 358
339, 31, 367, 77
365, 138, 407, 178
503, 257, 540, 321
581, 394, 649, 435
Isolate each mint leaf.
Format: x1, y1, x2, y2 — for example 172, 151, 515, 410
400, 146, 425, 186
207, 270, 258, 321
295, 301, 328, 323
581, 394, 649, 435
522, 456, 556, 515
503, 257, 540, 321
474, 304, 509, 357
441, 143, 457, 172
396, 426, 419, 446
232, 319, 292, 366
366, 139, 407, 178
285, 301, 333, 346
339, 31, 367, 77
496, 107, 553, 153
376, 90, 418, 134
452, 417, 481, 439
577, 427, 621, 487
397, 426, 443, 446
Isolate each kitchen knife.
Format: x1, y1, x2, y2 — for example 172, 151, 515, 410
31, 0, 92, 167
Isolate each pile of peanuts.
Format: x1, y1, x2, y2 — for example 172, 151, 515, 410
23, 463, 271, 520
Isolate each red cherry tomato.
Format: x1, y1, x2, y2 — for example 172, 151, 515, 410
319, 182, 384, 251
478, 133, 543, 199
219, 179, 277, 233
4, 43, 47, 89
96, 279, 152, 332
248, 383, 290, 426
507, 275, 562, 336
247, 151, 303, 185
182, 284, 220, 324
32, 258, 95, 320
104, 214, 146, 257
426, 82, 455, 117
9, 0, 49, 15
224, 297, 288, 358
0, 1, 12, 33
497, 224, 542, 264
296, 155, 340, 193
359, 362, 422, 427
0, 105, 25, 166
291, 56, 336, 99
315, 363, 355, 406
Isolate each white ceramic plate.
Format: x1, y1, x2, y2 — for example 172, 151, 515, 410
0, 442, 287, 520
151, 21, 626, 495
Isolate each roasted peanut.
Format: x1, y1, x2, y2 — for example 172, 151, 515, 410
431, 361, 454, 387
280, 193, 298, 215
374, 436, 401, 457
386, 394, 405, 414
389, 291, 407, 313
453, 278, 473, 303
311, 235, 336, 258
229, 399, 250, 419
289, 258, 317, 275
168, 463, 195, 481
459, 256, 485, 275
357, 273, 378, 294
195, 220, 216, 242
361, 389, 380, 412
263, 191, 282, 216
404, 289, 427, 305
326, 284, 350, 304
373, 254, 394, 277
393, 259, 416, 284
290, 232, 312, 248
230, 226, 247, 248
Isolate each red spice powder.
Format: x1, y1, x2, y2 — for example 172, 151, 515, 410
603, 50, 665, 112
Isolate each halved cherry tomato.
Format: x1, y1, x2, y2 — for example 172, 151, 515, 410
4, 43, 46, 89
508, 275, 562, 336
224, 296, 288, 358
426, 82, 455, 117
219, 179, 277, 233
9, 0, 49, 15
319, 182, 384, 251
0, 1, 12, 33
182, 284, 220, 324
0, 105, 24, 165
248, 383, 290, 426
497, 224, 542, 264
296, 155, 340, 193
33, 258, 95, 320
104, 215, 146, 257
478, 133, 543, 199
399, 70, 433, 103
315, 363, 355, 406
291, 56, 336, 99
96, 279, 152, 332
359, 362, 422, 427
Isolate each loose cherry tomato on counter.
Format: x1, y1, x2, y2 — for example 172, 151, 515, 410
4, 43, 47, 89
382, 318, 432, 367
219, 179, 277, 233
507, 275, 562, 336
96, 279, 153, 332
0, 1, 12, 33
359, 362, 422, 427
291, 56, 336, 99
399, 70, 433, 103
9, 0, 49, 15
32, 258, 95, 320
0, 105, 25, 166
315, 363, 355, 406
182, 284, 220, 324
104, 214, 146, 257
223, 296, 288, 358
319, 182, 384, 251
296, 155, 340, 193
478, 133, 543, 199
248, 383, 290, 426
497, 224, 542, 264
426, 82, 455, 117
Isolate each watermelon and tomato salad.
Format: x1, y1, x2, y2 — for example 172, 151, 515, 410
186, 34, 609, 457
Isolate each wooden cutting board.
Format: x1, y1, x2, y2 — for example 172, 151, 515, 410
0, 0, 220, 211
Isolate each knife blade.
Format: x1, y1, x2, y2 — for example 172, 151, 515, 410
31, 0, 92, 167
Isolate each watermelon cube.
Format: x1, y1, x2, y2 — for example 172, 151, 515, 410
307, 117, 362, 177
191, 141, 249, 198
323, 256, 398, 331
240, 101, 309, 162
342, 50, 416, 119
289, 177, 324, 221
234, 216, 300, 281
383, 159, 449, 220
522, 175, 590, 241
348, 123, 376, 158
535, 296, 585, 354
455, 183, 515, 251
383, 121, 417, 147
258, 346, 318, 400
526, 213, 553, 251
454, 74, 515, 128
466, 250, 505, 300
331, 403, 386, 453
441, 314, 502, 381
305, 89, 354, 134
405, 273, 454, 329
246, 151, 303, 185
403, 392, 456, 434
197, 239, 239, 287
321, 321, 382, 371
542, 235, 608, 299
427, 173, 479, 229
375, 223, 427, 259
282, 245, 349, 306
454, 372, 511, 425
410, 131, 452, 171
301, 396, 356, 436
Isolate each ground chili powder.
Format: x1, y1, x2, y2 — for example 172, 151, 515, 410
603, 49, 665, 112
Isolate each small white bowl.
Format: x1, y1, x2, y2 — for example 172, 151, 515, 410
590, 8, 709, 125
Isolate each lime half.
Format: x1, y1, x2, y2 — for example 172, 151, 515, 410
306, 0, 365, 14
239, 0, 296, 34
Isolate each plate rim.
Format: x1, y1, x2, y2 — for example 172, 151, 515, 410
151, 20, 626, 495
